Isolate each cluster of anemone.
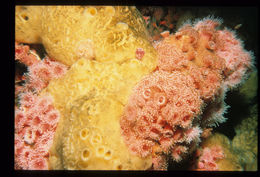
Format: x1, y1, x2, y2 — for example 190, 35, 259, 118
120, 71, 203, 169
26, 57, 68, 93
194, 145, 225, 171
120, 17, 253, 170
15, 42, 40, 66
15, 93, 59, 170
215, 29, 254, 88
14, 43, 67, 170
15, 42, 68, 94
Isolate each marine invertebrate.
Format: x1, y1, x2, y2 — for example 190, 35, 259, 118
197, 84, 258, 171
15, 6, 158, 170
15, 42, 68, 94
25, 57, 68, 93
120, 70, 203, 169
238, 71, 258, 104
232, 104, 258, 171
15, 93, 60, 170
135, 48, 145, 60
15, 6, 157, 67
153, 17, 253, 128
200, 86, 230, 127
191, 133, 243, 171
56, 94, 152, 170
155, 19, 226, 101
15, 6, 255, 170
15, 42, 40, 66
44, 56, 155, 169
156, 17, 253, 98
215, 29, 254, 88
120, 17, 254, 170
15, 42, 67, 170
196, 145, 225, 171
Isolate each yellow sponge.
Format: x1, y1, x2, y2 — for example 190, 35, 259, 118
43, 57, 155, 169
17, 5, 158, 170
59, 95, 151, 170
15, 6, 157, 67
15, 6, 43, 43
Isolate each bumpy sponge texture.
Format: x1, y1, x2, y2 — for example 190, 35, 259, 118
43, 56, 156, 169
15, 6, 157, 67
232, 104, 258, 171
15, 6, 43, 43
56, 95, 152, 170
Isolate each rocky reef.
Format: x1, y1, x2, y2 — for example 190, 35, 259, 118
15, 6, 257, 170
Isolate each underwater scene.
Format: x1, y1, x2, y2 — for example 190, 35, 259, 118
15, 6, 258, 170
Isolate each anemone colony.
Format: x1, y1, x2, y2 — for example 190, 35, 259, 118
120, 18, 254, 170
